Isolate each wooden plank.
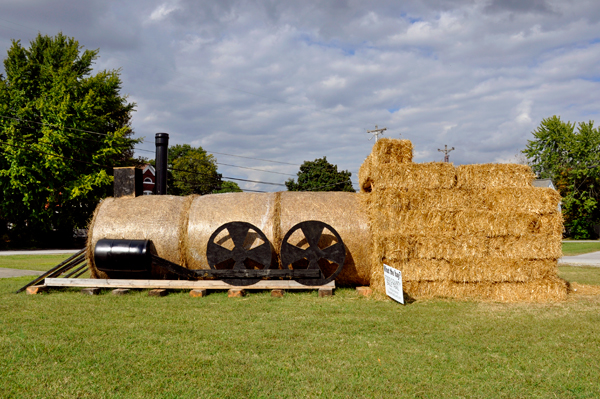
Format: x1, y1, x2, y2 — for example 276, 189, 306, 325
44, 278, 335, 290
193, 269, 321, 278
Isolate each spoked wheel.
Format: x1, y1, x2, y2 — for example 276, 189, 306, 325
206, 221, 273, 286
280, 220, 346, 286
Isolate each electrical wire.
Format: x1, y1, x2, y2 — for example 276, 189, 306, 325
168, 167, 286, 187
0, 140, 111, 168
1, 115, 352, 176
215, 162, 295, 176
2, 114, 358, 190
0, 115, 136, 141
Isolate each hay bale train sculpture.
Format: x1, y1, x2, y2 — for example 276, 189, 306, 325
85, 138, 565, 302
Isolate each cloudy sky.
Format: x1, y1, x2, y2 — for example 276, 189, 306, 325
1, 0, 599, 192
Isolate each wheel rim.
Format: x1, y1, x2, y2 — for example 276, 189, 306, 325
206, 221, 273, 286
280, 220, 345, 286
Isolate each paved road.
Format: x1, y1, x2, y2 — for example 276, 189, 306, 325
0, 249, 82, 256
559, 251, 600, 267
0, 268, 44, 278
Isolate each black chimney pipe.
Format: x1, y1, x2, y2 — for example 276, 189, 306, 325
155, 133, 169, 195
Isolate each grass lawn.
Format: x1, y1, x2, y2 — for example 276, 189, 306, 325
562, 241, 600, 256
1, 256, 600, 398
557, 266, 600, 286
0, 254, 78, 271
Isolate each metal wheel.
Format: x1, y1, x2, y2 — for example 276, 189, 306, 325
206, 221, 273, 286
280, 220, 346, 286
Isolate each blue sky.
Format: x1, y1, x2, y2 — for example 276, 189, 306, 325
1, 0, 599, 191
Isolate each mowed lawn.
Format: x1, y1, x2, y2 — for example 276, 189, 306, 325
1, 251, 600, 398
562, 241, 600, 256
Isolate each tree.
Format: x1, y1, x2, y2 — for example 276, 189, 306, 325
214, 181, 243, 193
0, 33, 136, 246
523, 116, 600, 239
167, 144, 222, 195
285, 157, 355, 192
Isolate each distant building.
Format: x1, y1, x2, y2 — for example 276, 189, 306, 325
142, 164, 155, 195
532, 178, 556, 190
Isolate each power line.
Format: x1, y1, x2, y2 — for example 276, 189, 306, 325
0, 141, 267, 194
0, 115, 136, 141
0, 141, 111, 168
1, 114, 356, 188
215, 162, 295, 176
168, 167, 286, 187
137, 142, 300, 166
1, 115, 339, 172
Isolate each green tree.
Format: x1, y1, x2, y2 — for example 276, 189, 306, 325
0, 33, 136, 246
285, 157, 355, 192
167, 144, 222, 195
214, 181, 243, 193
523, 116, 600, 239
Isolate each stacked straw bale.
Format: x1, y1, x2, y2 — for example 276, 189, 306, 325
359, 138, 566, 302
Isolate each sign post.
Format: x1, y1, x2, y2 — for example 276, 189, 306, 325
383, 264, 404, 304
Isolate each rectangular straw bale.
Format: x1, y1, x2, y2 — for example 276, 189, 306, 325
454, 211, 563, 237
456, 164, 535, 189
359, 138, 413, 193
400, 278, 568, 302
488, 234, 562, 259
368, 187, 561, 214
378, 234, 487, 260
368, 188, 473, 212
381, 258, 558, 283
378, 233, 561, 260
370, 265, 567, 302
368, 138, 413, 166
483, 187, 561, 213
358, 156, 374, 193
370, 210, 562, 237
366, 162, 457, 191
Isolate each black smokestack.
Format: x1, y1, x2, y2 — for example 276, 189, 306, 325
155, 133, 169, 195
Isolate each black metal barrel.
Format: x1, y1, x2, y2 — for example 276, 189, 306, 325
94, 239, 152, 279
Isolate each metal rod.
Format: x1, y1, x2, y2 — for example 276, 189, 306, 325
47, 254, 86, 278
63, 263, 88, 278
155, 132, 169, 195
16, 249, 86, 293
72, 268, 88, 278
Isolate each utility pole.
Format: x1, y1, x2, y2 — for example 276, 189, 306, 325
367, 125, 387, 142
438, 144, 455, 163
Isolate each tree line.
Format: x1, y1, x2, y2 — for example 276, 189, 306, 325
523, 116, 600, 239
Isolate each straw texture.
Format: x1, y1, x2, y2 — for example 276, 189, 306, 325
88, 192, 371, 285
360, 138, 566, 302
87, 195, 194, 278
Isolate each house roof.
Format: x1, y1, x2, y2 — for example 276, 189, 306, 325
532, 178, 555, 189
143, 164, 155, 175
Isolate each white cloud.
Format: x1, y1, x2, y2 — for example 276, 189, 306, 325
149, 2, 179, 22
1, 0, 600, 190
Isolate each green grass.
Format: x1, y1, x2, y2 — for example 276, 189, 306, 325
1, 255, 600, 397
0, 254, 77, 271
1, 278, 600, 397
562, 241, 600, 256
558, 266, 600, 286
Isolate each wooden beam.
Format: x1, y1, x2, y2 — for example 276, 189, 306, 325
44, 278, 335, 290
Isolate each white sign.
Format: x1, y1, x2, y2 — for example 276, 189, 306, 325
383, 264, 404, 304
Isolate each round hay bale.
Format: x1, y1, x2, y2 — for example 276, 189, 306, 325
185, 192, 280, 270
279, 192, 372, 286
87, 195, 194, 278
184, 191, 371, 285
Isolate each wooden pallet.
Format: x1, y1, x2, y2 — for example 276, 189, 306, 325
44, 278, 335, 290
